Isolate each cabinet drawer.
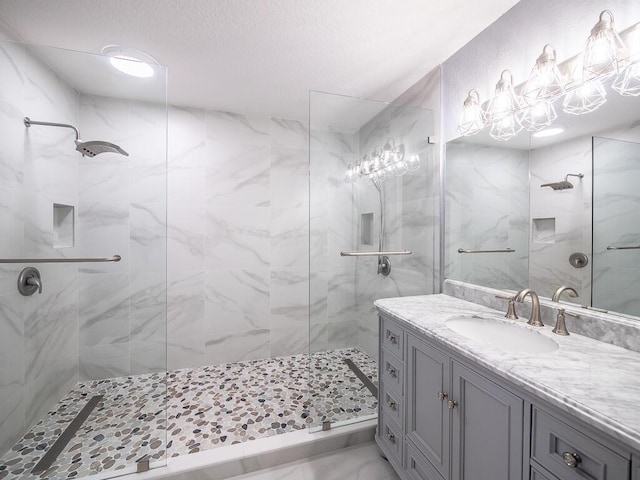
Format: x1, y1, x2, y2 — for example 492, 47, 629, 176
531, 408, 629, 480
381, 349, 404, 395
405, 440, 445, 480
379, 413, 403, 467
531, 464, 558, 480
381, 316, 404, 360
380, 380, 403, 427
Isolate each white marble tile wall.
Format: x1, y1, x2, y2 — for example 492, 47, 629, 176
167, 108, 312, 369
0, 40, 80, 455
445, 142, 529, 290
77, 94, 167, 381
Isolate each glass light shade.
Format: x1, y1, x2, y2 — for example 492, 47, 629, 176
583, 10, 627, 81
519, 101, 558, 132
485, 71, 524, 141
523, 45, 565, 104
562, 79, 607, 115
394, 161, 408, 176
457, 90, 485, 136
613, 62, 640, 96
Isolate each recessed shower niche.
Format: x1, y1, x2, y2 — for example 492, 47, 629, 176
53, 203, 75, 248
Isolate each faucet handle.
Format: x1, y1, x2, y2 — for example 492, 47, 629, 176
553, 308, 580, 336
495, 295, 519, 320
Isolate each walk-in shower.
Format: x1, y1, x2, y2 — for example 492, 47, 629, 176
23, 117, 129, 157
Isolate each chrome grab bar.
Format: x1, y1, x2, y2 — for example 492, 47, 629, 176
340, 250, 412, 257
606, 245, 640, 250
458, 248, 515, 254
0, 255, 121, 264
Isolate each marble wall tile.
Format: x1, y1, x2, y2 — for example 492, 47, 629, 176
130, 271, 166, 344
205, 110, 270, 146
79, 343, 130, 382
130, 201, 167, 272
206, 140, 270, 206
270, 269, 309, 330
167, 270, 205, 339
271, 147, 308, 209
168, 202, 205, 272
205, 329, 271, 365
270, 118, 309, 150
205, 206, 270, 270
205, 268, 271, 333
78, 272, 130, 346
270, 326, 308, 358
130, 340, 166, 375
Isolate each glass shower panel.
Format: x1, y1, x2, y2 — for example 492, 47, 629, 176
308, 91, 434, 431
0, 40, 167, 479
592, 136, 640, 317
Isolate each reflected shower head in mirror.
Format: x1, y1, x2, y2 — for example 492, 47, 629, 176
541, 173, 584, 190
23, 117, 129, 157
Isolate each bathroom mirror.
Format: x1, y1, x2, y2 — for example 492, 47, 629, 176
443, 0, 640, 318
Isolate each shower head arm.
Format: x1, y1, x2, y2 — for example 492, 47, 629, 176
565, 173, 584, 181
23, 117, 80, 141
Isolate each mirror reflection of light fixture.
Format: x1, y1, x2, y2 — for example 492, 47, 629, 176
457, 90, 485, 136
344, 139, 420, 183
485, 70, 523, 141
523, 44, 565, 104
583, 10, 627, 81
562, 79, 607, 115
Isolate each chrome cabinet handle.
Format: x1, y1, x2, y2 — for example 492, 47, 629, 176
387, 367, 397, 377
447, 400, 458, 410
387, 332, 398, 344
562, 452, 581, 468
386, 432, 396, 443
387, 399, 396, 410
437, 391, 448, 401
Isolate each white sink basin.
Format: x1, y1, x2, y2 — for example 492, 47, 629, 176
445, 316, 559, 354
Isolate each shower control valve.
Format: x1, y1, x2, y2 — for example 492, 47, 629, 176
18, 267, 43, 296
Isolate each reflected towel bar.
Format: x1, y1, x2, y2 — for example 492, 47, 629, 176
458, 248, 515, 254
0, 255, 121, 264
340, 250, 412, 257
606, 245, 640, 250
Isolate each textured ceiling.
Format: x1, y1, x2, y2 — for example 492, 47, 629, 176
0, 0, 520, 120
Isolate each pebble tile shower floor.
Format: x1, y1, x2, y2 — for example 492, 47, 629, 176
0, 348, 378, 480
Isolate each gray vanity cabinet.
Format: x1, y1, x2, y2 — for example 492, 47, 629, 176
406, 334, 451, 478
402, 329, 523, 480
450, 361, 523, 480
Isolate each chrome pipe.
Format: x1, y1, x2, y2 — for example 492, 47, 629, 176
457, 248, 515, 254
606, 245, 640, 250
24, 117, 80, 140
0, 255, 121, 264
340, 250, 412, 257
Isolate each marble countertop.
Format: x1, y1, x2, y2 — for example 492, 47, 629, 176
375, 294, 640, 453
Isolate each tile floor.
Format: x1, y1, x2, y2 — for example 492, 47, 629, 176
0, 348, 378, 480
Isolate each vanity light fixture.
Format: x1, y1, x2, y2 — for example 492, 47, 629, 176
457, 9, 638, 140
457, 90, 485, 136
101, 45, 158, 78
344, 138, 420, 183
583, 10, 627, 81
613, 25, 640, 96
523, 45, 565, 104
485, 70, 523, 141
562, 79, 607, 115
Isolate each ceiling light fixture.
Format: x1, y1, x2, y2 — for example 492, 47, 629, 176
523, 44, 565, 104
101, 45, 158, 78
458, 90, 485, 137
532, 127, 565, 138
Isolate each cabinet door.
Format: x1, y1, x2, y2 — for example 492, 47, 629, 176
451, 361, 523, 480
406, 334, 450, 479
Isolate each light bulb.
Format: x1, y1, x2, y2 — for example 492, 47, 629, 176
583, 10, 627, 81
486, 71, 523, 141
519, 101, 557, 132
458, 90, 485, 136
563, 79, 607, 115
523, 45, 565, 104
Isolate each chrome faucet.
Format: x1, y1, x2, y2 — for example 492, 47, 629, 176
551, 286, 580, 335
515, 289, 544, 327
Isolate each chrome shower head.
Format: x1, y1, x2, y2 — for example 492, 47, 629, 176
75, 140, 129, 157
24, 117, 129, 157
541, 173, 584, 191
